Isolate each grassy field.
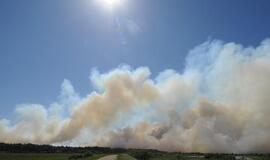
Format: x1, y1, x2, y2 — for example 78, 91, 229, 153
0, 153, 134, 160
0, 153, 71, 160
0, 153, 110, 160
0, 153, 268, 160
1, 143, 269, 160
117, 154, 136, 160
86, 154, 108, 160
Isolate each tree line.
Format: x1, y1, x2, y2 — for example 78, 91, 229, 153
0, 143, 125, 154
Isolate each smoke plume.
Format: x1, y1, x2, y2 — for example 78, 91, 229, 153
1, 39, 270, 153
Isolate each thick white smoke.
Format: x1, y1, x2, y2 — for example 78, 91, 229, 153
1, 39, 270, 153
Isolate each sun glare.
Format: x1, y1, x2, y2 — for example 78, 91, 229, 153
104, 0, 118, 7
96, 0, 125, 11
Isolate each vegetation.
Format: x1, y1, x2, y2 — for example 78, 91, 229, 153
0, 153, 70, 160
68, 152, 92, 159
117, 154, 137, 160
85, 154, 108, 160
0, 143, 125, 154
0, 143, 269, 160
68, 153, 107, 160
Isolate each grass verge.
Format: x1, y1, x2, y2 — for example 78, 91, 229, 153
117, 154, 136, 160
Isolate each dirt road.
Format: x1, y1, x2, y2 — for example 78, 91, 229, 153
98, 155, 118, 160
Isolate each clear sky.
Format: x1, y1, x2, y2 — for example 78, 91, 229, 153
1, 0, 270, 119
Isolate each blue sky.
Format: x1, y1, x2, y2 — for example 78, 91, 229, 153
1, 0, 270, 119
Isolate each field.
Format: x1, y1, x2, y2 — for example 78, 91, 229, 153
0, 143, 269, 160
0, 153, 117, 160
0, 153, 70, 160
0, 153, 269, 160
117, 154, 136, 160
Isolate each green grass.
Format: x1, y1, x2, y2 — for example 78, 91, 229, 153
132, 153, 205, 160
148, 154, 179, 160
0, 153, 109, 160
117, 154, 136, 160
0, 153, 268, 160
86, 154, 108, 160
0, 153, 71, 160
249, 156, 270, 160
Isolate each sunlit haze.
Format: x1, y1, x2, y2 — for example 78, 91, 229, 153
95, 0, 125, 11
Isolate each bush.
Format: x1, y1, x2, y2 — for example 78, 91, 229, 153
131, 151, 151, 160
205, 154, 236, 160
68, 152, 92, 159
68, 155, 83, 160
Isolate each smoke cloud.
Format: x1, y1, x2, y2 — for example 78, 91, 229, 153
1, 39, 270, 153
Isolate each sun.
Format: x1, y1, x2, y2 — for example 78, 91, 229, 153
104, 0, 119, 7
97, 0, 125, 11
